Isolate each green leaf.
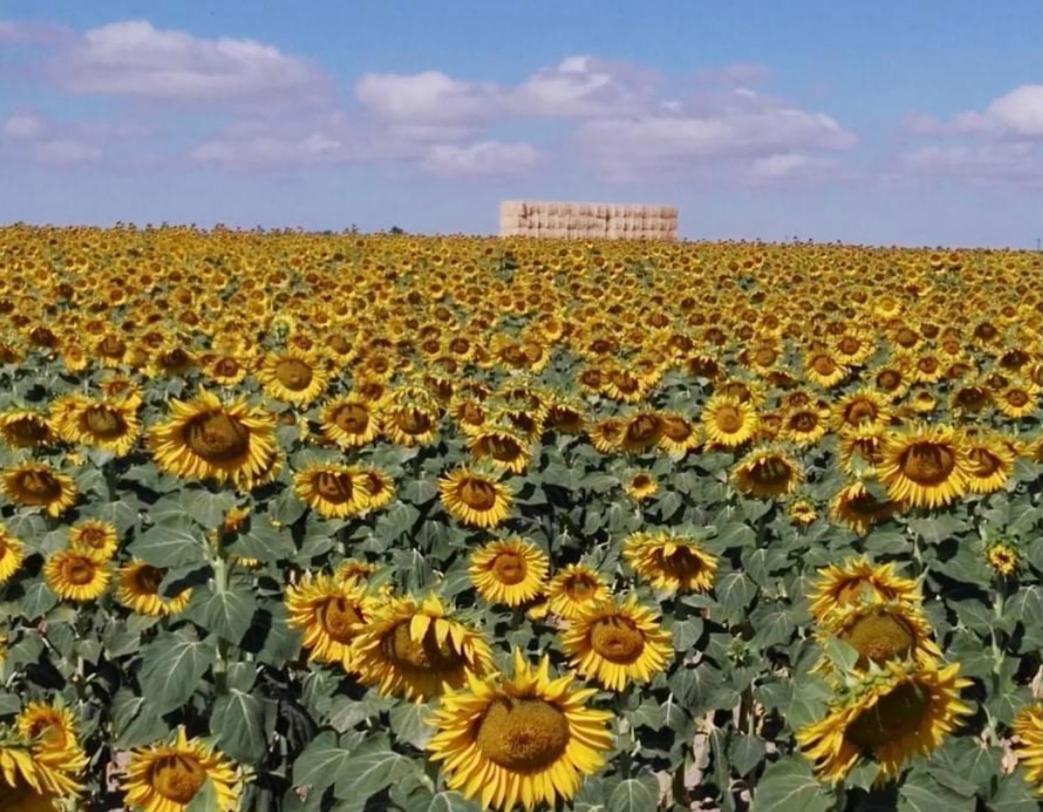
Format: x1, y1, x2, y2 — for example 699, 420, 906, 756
730, 734, 767, 777
989, 772, 1041, 812
19, 579, 58, 618
129, 522, 207, 568
715, 571, 757, 623
189, 583, 257, 644
332, 733, 413, 800
212, 689, 266, 764
606, 775, 660, 812
897, 771, 975, 812
375, 502, 421, 541
112, 689, 170, 747
751, 757, 835, 812
138, 630, 216, 714
292, 732, 357, 795
233, 515, 296, 561
389, 701, 435, 750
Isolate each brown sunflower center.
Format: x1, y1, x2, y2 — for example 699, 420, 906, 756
214, 357, 240, 377
483, 435, 523, 462
661, 417, 692, 442
789, 411, 818, 433
565, 574, 598, 601
6, 417, 48, 443
590, 616, 646, 664
334, 403, 370, 433
658, 547, 705, 581
134, 565, 165, 594
83, 405, 127, 439
845, 681, 929, 750
898, 441, 957, 485
626, 415, 661, 445
876, 370, 902, 391
754, 347, 777, 366
491, 552, 527, 585
955, 387, 987, 411
319, 596, 364, 643
396, 408, 433, 435
161, 348, 191, 369
845, 400, 878, 425
456, 478, 498, 511
185, 412, 250, 462
98, 336, 126, 357
968, 446, 1002, 477
313, 471, 355, 504
838, 337, 861, 355
812, 355, 837, 375
1005, 390, 1029, 407
274, 358, 313, 390
631, 474, 652, 489
383, 621, 465, 673
77, 526, 109, 550
63, 556, 97, 586
840, 613, 915, 667
15, 470, 61, 500
475, 698, 569, 771
750, 457, 793, 486
149, 754, 208, 804
715, 406, 743, 433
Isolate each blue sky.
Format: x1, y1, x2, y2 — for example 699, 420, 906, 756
1, 2, 1040, 246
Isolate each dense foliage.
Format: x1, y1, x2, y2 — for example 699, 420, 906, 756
0, 225, 1041, 811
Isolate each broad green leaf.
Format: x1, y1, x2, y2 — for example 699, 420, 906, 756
606, 775, 659, 812
751, 757, 835, 812
189, 583, 257, 644
212, 689, 266, 763
332, 733, 413, 800
138, 630, 216, 714
389, 701, 435, 749
129, 522, 207, 568
292, 732, 357, 795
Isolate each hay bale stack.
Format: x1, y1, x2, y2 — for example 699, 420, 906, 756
499, 201, 678, 240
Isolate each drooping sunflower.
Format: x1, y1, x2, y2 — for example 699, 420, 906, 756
123, 727, 242, 812
1, 461, 78, 517
622, 531, 718, 594
469, 537, 549, 607
807, 557, 921, 623
619, 411, 663, 453
148, 389, 279, 487
334, 558, 379, 585
657, 411, 703, 455
815, 597, 942, 676
840, 429, 886, 476
355, 466, 396, 511
285, 573, 377, 669
702, 394, 758, 448
788, 497, 819, 526
797, 660, 972, 784
68, 518, 119, 561
0, 526, 25, 584
352, 594, 494, 700
830, 480, 897, 536
0, 737, 83, 810
43, 550, 110, 603
587, 417, 625, 454
382, 386, 441, 447
257, 348, 328, 406
0, 410, 55, 449
58, 394, 142, 457
427, 649, 613, 812
962, 430, 1016, 494
293, 464, 371, 519
877, 424, 972, 509
469, 427, 532, 474
318, 394, 381, 448
1012, 702, 1043, 796
16, 702, 87, 771
732, 447, 803, 499
560, 595, 674, 691
439, 467, 514, 529
545, 564, 611, 619
116, 561, 193, 617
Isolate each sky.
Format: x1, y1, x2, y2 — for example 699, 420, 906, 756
1, 1, 1041, 246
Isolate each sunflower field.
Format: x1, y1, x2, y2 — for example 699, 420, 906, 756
1, 224, 1042, 812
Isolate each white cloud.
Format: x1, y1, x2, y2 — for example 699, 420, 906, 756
986, 84, 1043, 137
0, 19, 72, 45
421, 141, 540, 177
509, 55, 658, 117
47, 20, 323, 103
33, 138, 102, 165
897, 141, 1041, 186
2, 113, 45, 139
356, 71, 498, 125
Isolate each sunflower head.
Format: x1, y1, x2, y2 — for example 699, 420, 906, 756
877, 424, 971, 509
1012, 702, 1043, 796
1, 461, 78, 517
545, 563, 611, 619
788, 497, 819, 526
286, 573, 377, 668
469, 537, 549, 607
257, 348, 329, 406
438, 467, 514, 529
732, 446, 803, 499
319, 394, 381, 448
116, 561, 192, 617
68, 519, 119, 562
293, 464, 371, 519
702, 394, 758, 448
624, 470, 659, 502
0, 525, 26, 585
0, 410, 55, 449
43, 550, 110, 603
623, 531, 718, 594
985, 540, 1020, 578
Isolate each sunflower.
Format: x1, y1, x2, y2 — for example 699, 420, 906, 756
997, 382, 1040, 419
588, 417, 625, 453
427, 649, 613, 812
878, 424, 971, 509
334, 558, 378, 585
702, 394, 758, 448
58, 395, 142, 456
657, 411, 702, 455
293, 464, 371, 519
622, 531, 718, 594
123, 727, 242, 812
43, 550, 110, 602
257, 348, 328, 406
782, 404, 830, 446
1012, 702, 1043, 796
0, 738, 83, 810
840, 429, 886, 476
624, 470, 659, 502
285, 573, 377, 668
68, 518, 119, 561
830, 481, 897, 536
469, 427, 532, 474
619, 411, 662, 453
355, 466, 396, 511
545, 398, 586, 434
439, 467, 514, 529
1, 461, 78, 517
116, 561, 193, 617
962, 431, 1016, 494
797, 660, 972, 784
804, 349, 849, 388
0, 526, 25, 584
318, 394, 381, 448
148, 389, 279, 487
788, 497, 819, 526
545, 564, 611, 620
0, 410, 55, 449
560, 595, 674, 691
950, 381, 992, 416
732, 447, 802, 498
469, 537, 549, 607
807, 557, 921, 624
985, 542, 1019, 577
16, 702, 87, 770
834, 390, 891, 435
352, 594, 494, 700
381, 386, 441, 447
815, 598, 942, 676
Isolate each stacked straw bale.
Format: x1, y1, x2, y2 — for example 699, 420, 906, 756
499, 201, 678, 240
